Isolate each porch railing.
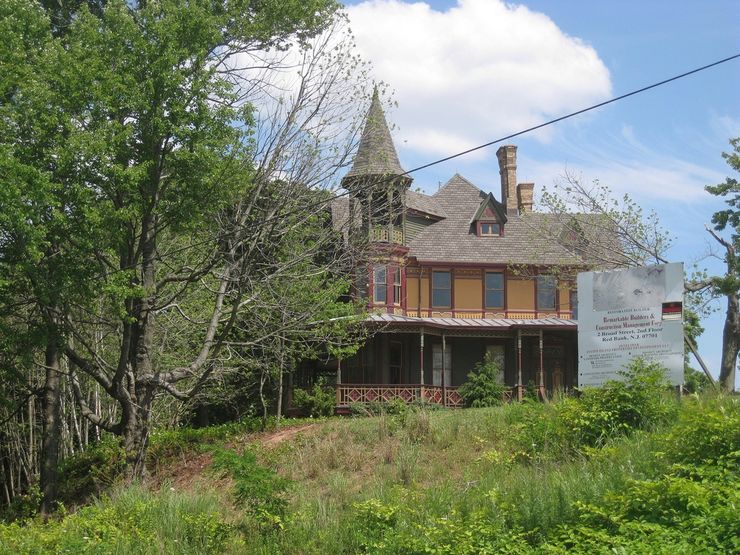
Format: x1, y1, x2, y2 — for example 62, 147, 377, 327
334, 384, 517, 408
336, 384, 515, 408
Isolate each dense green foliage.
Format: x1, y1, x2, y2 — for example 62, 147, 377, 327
0, 487, 238, 554
0, 0, 367, 508
291, 384, 337, 417
213, 448, 289, 530
2, 359, 737, 553
458, 354, 507, 408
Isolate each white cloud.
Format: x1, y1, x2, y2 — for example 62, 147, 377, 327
346, 0, 612, 156
521, 152, 725, 204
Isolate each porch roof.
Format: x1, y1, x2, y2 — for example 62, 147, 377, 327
367, 313, 577, 331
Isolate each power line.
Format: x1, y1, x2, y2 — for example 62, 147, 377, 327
214, 52, 740, 242
101, 53, 740, 270
402, 53, 740, 175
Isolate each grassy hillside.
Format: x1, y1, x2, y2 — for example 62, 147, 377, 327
1, 372, 738, 554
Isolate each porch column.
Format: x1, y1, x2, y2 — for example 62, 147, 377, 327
442, 333, 447, 407
538, 331, 547, 402
419, 327, 425, 403
516, 329, 523, 401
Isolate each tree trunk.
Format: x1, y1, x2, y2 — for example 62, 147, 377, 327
40, 341, 61, 515
121, 391, 153, 482
718, 291, 739, 391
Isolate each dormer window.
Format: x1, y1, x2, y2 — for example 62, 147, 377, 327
479, 222, 501, 236
470, 192, 507, 237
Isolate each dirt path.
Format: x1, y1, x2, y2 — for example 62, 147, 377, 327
260, 423, 316, 447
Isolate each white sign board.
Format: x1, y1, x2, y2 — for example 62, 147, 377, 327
577, 263, 684, 386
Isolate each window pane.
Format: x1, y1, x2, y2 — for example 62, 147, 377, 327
432, 271, 451, 307
374, 266, 386, 284
485, 272, 503, 290
375, 283, 386, 303
432, 289, 451, 308
485, 272, 504, 308
433, 270, 450, 289
485, 290, 504, 309
537, 275, 556, 310
491, 223, 500, 234
373, 266, 386, 303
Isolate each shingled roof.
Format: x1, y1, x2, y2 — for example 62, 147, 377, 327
344, 88, 407, 179
406, 189, 446, 218
407, 174, 585, 266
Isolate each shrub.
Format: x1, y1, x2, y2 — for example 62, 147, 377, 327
0, 485, 41, 523
292, 383, 336, 417
56, 437, 126, 507
403, 408, 432, 443
212, 448, 289, 529
661, 395, 739, 468
349, 398, 409, 417
558, 358, 675, 448
458, 354, 506, 408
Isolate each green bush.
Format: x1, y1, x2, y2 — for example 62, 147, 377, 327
558, 358, 675, 448
56, 437, 126, 507
349, 398, 409, 417
661, 395, 739, 468
458, 354, 506, 408
0, 486, 41, 523
292, 384, 336, 417
212, 448, 289, 529
545, 395, 740, 555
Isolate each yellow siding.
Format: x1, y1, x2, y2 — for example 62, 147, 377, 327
507, 278, 535, 310
454, 278, 482, 310
420, 276, 430, 309
559, 284, 570, 311
407, 276, 419, 310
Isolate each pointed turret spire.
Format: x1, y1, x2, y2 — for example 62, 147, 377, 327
344, 86, 409, 180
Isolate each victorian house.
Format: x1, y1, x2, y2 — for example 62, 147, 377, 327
324, 90, 587, 409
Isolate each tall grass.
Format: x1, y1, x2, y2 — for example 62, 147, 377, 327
0, 485, 241, 554
7, 375, 734, 554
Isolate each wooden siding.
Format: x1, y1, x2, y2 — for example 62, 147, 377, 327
507, 278, 535, 311
559, 284, 570, 311
406, 215, 435, 243
403, 266, 573, 318
454, 277, 481, 309
420, 275, 430, 309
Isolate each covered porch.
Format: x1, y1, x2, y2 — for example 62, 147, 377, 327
335, 314, 577, 409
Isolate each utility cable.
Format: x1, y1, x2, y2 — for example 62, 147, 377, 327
403, 53, 740, 175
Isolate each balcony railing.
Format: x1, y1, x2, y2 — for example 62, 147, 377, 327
371, 226, 404, 245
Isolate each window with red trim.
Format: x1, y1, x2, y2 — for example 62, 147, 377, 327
478, 221, 502, 236
373, 265, 386, 304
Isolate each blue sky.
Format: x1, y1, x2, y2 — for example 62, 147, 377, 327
342, 0, 740, 384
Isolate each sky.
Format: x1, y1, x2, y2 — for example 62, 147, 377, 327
341, 0, 740, 385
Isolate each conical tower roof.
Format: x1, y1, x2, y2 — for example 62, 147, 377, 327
344, 87, 408, 180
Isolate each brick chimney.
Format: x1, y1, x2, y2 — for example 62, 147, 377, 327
496, 145, 518, 215
517, 182, 534, 214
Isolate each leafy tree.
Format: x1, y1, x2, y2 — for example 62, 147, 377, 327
700, 138, 739, 391
683, 309, 711, 393
1, 0, 370, 493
